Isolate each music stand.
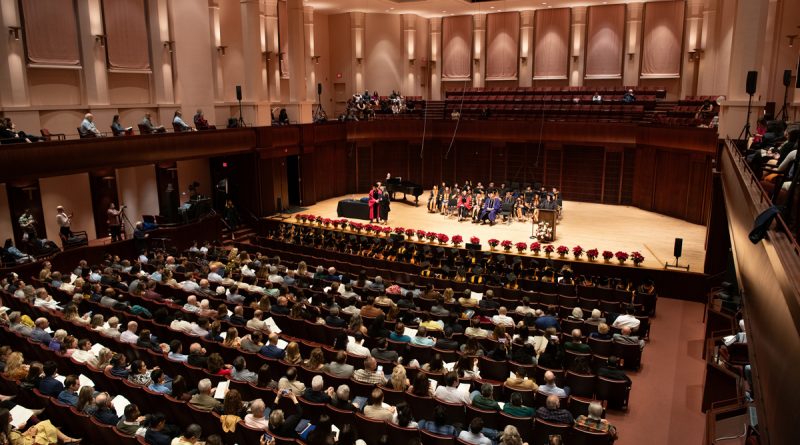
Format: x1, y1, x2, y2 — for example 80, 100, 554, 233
737, 92, 754, 142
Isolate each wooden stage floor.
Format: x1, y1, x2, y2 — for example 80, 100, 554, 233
294, 194, 707, 272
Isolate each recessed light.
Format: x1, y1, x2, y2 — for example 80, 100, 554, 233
490, 6, 495, 8
548, 5, 552, 8
541, 2, 547, 4
390, 7, 394, 10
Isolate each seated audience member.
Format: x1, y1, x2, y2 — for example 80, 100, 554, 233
324, 306, 346, 327
612, 305, 641, 332
353, 357, 387, 385
259, 333, 286, 359
534, 307, 561, 331
419, 405, 458, 437
598, 356, 632, 383
371, 337, 399, 363
148, 369, 171, 393
435, 327, 459, 350
575, 401, 618, 439
167, 340, 188, 362
538, 371, 568, 397
622, 89, 636, 103
189, 379, 222, 411
589, 323, 613, 340
330, 384, 359, 412
240, 331, 264, 354
302, 375, 333, 404
31, 318, 54, 344
323, 351, 355, 378
505, 366, 537, 391
57, 375, 80, 406
458, 417, 493, 445
172, 110, 193, 132
346, 332, 371, 357
140, 113, 166, 134
471, 383, 501, 411
117, 403, 145, 435
390, 323, 412, 343
80, 113, 103, 137
363, 388, 396, 422
94, 392, 121, 425
492, 307, 515, 327
503, 392, 534, 417
564, 329, 591, 353
278, 367, 306, 396
193, 109, 215, 130
244, 398, 269, 430
613, 326, 645, 349
172, 424, 203, 445
144, 412, 175, 445
465, 318, 488, 338
434, 371, 471, 404
535, 395, 574, 425
230, 356, 258, 383
268, 390, 303, 437
39, 361, 64, 397
120, 321, 139, 344
410, 326, 435, 347
111, 114, 132, 136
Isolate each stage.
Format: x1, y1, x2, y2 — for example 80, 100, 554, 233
287, 193, 707, 272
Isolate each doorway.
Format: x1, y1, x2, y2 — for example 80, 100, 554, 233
286, 155, 301, 210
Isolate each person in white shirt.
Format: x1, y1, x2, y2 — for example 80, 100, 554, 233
80, 113, 102, 137
70, 339, 98, 366
180, 280, 200, 293
55, 206, 72, 239
267, 267, 284, 284
514, 297, 536, 315
611, 305, 641, 332
434, 372, 471, 405
119, 321, 139, 344
183, 295, 201, 313
244, 398, 269, 430
458, 418, 493, 445
538, 371, 568, 397
241, 264, 256, 277
34, 288, 60, 310
491, 307, 514, 327
592, 92, 603, 103
101, 317, 121, 339
346, 332, 371, 357
172, 110, 193, 132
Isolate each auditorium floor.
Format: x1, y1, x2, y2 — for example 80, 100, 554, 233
298, 195, 708, 271
605, 297, 707, 445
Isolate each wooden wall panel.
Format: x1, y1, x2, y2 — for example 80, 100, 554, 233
544, 149, 562, 189
356, 146, 373, 192
490, 144, 508, 183
562, 146, 604, 203
454, 142, 491, 185
653, 150, 691, 219
421, 141, 442, 188
632, 146, 657, 210
621, 148, 636, 205
603, 151, 623, 204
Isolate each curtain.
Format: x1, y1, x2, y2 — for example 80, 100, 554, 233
486, 12, 519, 81
442, 15, 472, 80
102, 0, 150, 71
533, 8, 570, 80
21, 0, 81, 66
584, 4, 624, 79
278, 0, 289, 78
641, 1, 685, 78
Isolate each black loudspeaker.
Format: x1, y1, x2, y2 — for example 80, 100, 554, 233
783, 69, 792, 87
673, 238, 683, 258
235, 85, 242, 101
317, 83, 322, 96
746, 71, 758, 95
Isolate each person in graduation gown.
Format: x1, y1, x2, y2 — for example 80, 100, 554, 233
379, 186, 391, 224
457, 190, 473, 222
369, 184, 382, 223
479, 192, 502, 225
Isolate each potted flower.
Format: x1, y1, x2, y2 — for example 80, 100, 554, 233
381, 226, 392, 235
294, 214, 302, 222
337, 219, 348, 229
351, 222, 363, 233
572, 245, 584, 259
488, 239, 500, 250
452, 235, 463, 247
586, 248, 599, 261
556, 245, 569, 258
631, 251, 645, 266
501, 240, 513, 251
315, 216, 323, 225
416, 229, 426, 241
615, 251, 629, 264
544, 244, 555, 257
322, 218, 332, 227
470, 236, 480, 245
602, 250, 614, 262
299, 214, 308, 223
426, 231, 437, 242
405, 228, 415, 238
437, 233, 449, 245
394, 227, 406, 235
515, 242, 527, 253
530, 242, 541, 255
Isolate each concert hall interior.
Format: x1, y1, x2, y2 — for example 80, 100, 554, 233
0, 1, 799, 445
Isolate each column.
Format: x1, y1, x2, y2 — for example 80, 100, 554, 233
208, 1, 223, 102
695, 0, 719, 96
681, 0, 705, 98
430, 17, 442, 100
569, 7, 587, 87
240, 0, 270, 125
169, 0, 215, 117
304, 6, 317, 102
623, 3, 643, 87
473, 14, 486, 88
717, 0, 769, 139
286, 0, 306, 103
149, 0, 175, 105
518, 11, 533, 88
76, 0, 109, 106
0, 0, 29, 106
265, 0, 280, 103
351, 12, 365, 93
402, 15, 416, 95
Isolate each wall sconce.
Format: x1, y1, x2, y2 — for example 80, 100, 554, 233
572, 55, 578, 62
473, 58, 480, 65
94, 35, 106, 46
627, 52, 635, 60
688, 48, 704, 61
263, 51, 272, 61
163, 41, 175, 52
788, 34, 798, 48
356, 57, 363, 64
216, 45, 227, 56
8, 26, 21, 40
409, 58, 415, 65
520, 56, 527, 64
311, 55, 320, 64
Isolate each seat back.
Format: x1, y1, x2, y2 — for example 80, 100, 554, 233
137, 124, 151, 135
587, 337, 613, 357
385, 420, 421, 445
354, 412, 388, 444
595, 376, 630, 410
532, 418, 571, 444
570, 426, 613, 445
406, 391, 436, 421
465, 404, 499, 430
613, 341, 642, 370
565, 371, 596, 398
477, 355, 509, 382
420, 429, 456, 445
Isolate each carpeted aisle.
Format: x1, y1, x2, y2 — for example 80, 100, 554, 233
605, 298, 706, 445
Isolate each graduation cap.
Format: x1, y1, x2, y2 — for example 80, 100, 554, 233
441, 265, 453, 277
471, 265, 484, 275
349, 235, 357, 242
360, 236, 369, 243
506, 272, 517, 282
512, 256, 522, 264
435, 247, 445, 256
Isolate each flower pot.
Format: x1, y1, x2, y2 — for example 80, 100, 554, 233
532, 250, 541, 256
517, 249, 525, 254
558, 253, 567, 259
573, 255, 582, 260
618, 259, 626, 265
490, 246, 496, 251
545, 252, 551, 258
587, 256, 596, 262
633, 261, 643, 267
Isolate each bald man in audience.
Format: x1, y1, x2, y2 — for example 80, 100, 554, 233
613, 326, 645, 349
260, 333, 286, 359
352, 357, 387, 385
119, 321, 139, 343
564, 329, 591, 353
535, 394, 574, 425
189, 379, 222, 411
538, 370, 568, 397
183, 295, 200, 313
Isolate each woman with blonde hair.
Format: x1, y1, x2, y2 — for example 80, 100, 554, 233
442, 288, 455, 304
303, 348, 325, 371
389, 365, 409, 391
283, 342, 302, 365
348, 314, 368, 335
223, 327, 241, 348
498, 425, 527, 445
2, 352, 28, 380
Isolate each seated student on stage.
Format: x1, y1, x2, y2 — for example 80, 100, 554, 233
457, 189, 473, 222
476, 191, 501, 226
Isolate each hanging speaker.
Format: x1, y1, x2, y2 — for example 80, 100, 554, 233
746, 71, 758, 95
235, 85, 242, 101
317, 83, 322, 96
783, 69, 792, 87
673, 238, 683, 258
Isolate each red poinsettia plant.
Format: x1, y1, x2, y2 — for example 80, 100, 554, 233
488, 239, 500, 247
437, 233, 449, 244
615, 251, 629, 262
544, 244, 555, 253
405, 228, 415, 237
315, 216, 323, 224
572, 245, 584, 258
515, 242, 527, 252
470, 236, 480, 245
631, 251, 645, 265
426, 231, 437, 241
322, 218, 332, 226
530, 242, 541, 253
394, 227, 406, 235
501, 240, 513, 250
452, 235, 463, 246
350, 222, 363, 232
381, 226, 392, 234
586, 248, 599, 260
416, 229, 426, 240
602, 250, 614, 260
556, 245, 570, 256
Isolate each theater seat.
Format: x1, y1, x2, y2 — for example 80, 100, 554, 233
532, 418, 572, 444
571, 426, 614, 445
420, 429, 456, 445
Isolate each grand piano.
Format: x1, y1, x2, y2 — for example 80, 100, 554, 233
385, 177, 424, 206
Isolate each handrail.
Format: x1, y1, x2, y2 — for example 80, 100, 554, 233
723, 138, 800, 255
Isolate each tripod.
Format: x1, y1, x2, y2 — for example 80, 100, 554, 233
776, 81, 790, 122
314, 90, 327, 123
119, 209, 134, 240
737, 93, 754, 142
237, 98, 245, 127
